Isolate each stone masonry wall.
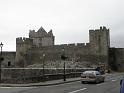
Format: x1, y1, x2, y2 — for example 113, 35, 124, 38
109, 48, 124, 71
1, 52, 16, 68
25, 42, 108, 68
1, 68, 95, 83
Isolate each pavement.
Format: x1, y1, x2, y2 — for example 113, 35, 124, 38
0, 77, 82, 87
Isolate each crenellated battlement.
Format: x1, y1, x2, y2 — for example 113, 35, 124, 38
89, 26, 109, 32
77, 43, 85, 46
59, 43, 90, 47
68, 43, 75, 47
16, 37, 33, 45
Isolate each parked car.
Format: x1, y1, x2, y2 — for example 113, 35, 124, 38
81, 70, 105, 84
120, 77, 124, 93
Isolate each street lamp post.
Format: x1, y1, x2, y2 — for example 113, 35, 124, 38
0, 42, 3, 83
61, 48, 67, 81
63, 59, 66, 81
0, 42, 3, 55
42, 54, 45, 81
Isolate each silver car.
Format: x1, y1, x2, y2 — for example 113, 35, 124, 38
81, 70, 105, 84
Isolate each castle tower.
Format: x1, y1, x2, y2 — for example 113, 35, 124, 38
89, 26, 110, 63
15, 37, 33, 67
29, 26, 55, 47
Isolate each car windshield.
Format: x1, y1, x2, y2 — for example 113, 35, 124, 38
83, 71, 96, 75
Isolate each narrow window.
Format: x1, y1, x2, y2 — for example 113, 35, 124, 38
8, 61, 11, 67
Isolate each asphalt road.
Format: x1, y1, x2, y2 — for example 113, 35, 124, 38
0, 73, 123, 93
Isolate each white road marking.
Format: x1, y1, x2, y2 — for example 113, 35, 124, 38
112, 80, 116, 82
68, 88, 87, 93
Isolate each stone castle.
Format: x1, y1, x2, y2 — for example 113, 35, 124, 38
15, 26, 110, 68
2, 26, 124, 71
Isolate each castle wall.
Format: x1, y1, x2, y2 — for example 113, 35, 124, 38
1, 52, 16, 68
109, 48, 124, 71
28, 43, 100, 68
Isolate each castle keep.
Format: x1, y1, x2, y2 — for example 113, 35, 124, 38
15, 26, 110, 69
29, 27, 54, 47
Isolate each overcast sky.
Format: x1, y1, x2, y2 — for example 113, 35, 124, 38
0, 0, 124, 51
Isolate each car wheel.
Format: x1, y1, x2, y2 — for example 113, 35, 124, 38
102, 80, 104, 82
81, 81, 85, 84
95, 80, 99, 84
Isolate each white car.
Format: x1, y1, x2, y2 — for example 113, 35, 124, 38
81, 70, 105, 84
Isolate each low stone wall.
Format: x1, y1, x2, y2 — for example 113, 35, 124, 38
1, 68, 95, 84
